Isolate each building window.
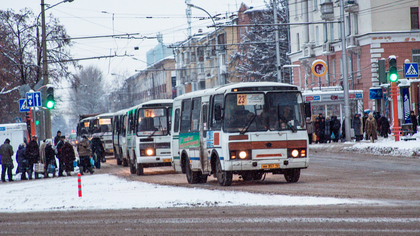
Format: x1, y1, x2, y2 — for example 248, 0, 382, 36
323, 23, 328, 43
412, 49, 420, 64
330, 23, 334, 42
297, 33, 300, 51
354, 14, 358, 34
356, 54, 361, 78
346, 15, 351, 36
295, 0, 298, 19
316, 26, 319, 45
332, 58, 336, 83
314, 0, 318, 11
411, 7, 419, 30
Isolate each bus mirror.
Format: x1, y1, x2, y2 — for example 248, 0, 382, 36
304, 102, 311, 118
214, 104, 222, 120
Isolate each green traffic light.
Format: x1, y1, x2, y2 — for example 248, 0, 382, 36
35, 120, 39, 125
389, 73, 398, 82
46, 100, 55, 109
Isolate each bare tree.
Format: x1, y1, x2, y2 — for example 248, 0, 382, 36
69, 65, 108, 116
0, 8, 75, 123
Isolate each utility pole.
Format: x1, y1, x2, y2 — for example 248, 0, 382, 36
340, 0, 351, 142
273, 0, 282, 83
41, 0, 51, 140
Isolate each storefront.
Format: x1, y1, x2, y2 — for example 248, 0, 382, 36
302, 89, 364, 122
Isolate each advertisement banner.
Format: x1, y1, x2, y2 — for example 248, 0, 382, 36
401, 87, 411, 124
179, 132, 200, 149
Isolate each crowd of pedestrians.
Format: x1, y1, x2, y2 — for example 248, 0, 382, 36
0, 130, 105, 183
306, 111, 397, 144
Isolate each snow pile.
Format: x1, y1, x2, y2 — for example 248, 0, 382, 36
0, 174, 376, 213
310, 136, 420, 158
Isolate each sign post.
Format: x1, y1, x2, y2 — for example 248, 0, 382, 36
390, 82, 401, 141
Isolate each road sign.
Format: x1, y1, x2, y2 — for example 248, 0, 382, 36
404, 63, 418, 78
26, 91, 42, 107
311, 59, 327, 77
19, 98, 30, 112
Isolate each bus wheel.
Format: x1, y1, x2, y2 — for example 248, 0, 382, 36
216, 158, 232, 186
136, 164, 144, 175
241, 173, 253, 181
117, 158, 122, 166
253, 172, 264, 181
185, 161, 199, 184
129, 162, 136, 174
122, 158, 128, 167
284, 169, 300, 183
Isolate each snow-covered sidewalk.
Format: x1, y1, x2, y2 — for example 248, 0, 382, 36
310, 134, 420, 158
0, 174, 378, 213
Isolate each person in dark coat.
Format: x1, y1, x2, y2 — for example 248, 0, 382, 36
78, 135, 94, 175
341, 118, 346, 142
410, 111, 417, 134
15, 143, 27, 179
44, 139, 57, 178
318, 117, 326, 143
331, 116, 341, 142
1, 138, 14, 182
363, 112, 369, 140
61, 141, 76, 176
352, 114, 362, 141
91, 135, 105, 169
324, 116, 332, 143
379, 116, 390, 138
56, 136, 66, 177
26, 135, 40, 179
54, 130, 62, 147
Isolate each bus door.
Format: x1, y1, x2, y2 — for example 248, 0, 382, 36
200, 102, 210, 173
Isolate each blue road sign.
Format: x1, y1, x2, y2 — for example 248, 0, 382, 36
26, 92, 42, 107
404, 63, 419, 78
19, 98, 30, 112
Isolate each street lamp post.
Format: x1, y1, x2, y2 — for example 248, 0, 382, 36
39, 0, 74, 140
186, 3, 220, 87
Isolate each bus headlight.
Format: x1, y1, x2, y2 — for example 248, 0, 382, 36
239, 151, 247, 159
146, 149, 154, 156
291, 149, 299, 158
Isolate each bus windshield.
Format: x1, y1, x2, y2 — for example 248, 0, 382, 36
137, 108, 168, 136
94, 118, 112, 133
223, 92, 305, 133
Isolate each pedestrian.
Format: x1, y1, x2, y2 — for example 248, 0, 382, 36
61, 140, 76, 176
1, 138, 14, 182
352, 114, 362, 142
330, 116, 340, 142
410, 111, 417, 134
44, 139, 57, 178
324, 116, 332, 143
341, 118, 346, 142
77, 135, 94, 175
314, 117, 320, 143
54, 130, 62, 146
15, 143, 27, 179
365, 113, 378, 143
306, 117, 315, 144
26, 135, 40, 179
39, 139, 47, 172
379, 115, 390, 138
56, 135, 65, 177
363, 112, 369, 140
91, 134, 105, 168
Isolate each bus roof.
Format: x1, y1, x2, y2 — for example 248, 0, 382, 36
173, 82, 299, 101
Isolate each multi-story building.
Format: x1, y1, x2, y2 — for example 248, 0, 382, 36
288, 0, 420, 117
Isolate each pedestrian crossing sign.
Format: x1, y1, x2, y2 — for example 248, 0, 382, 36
404, 63, 419, 78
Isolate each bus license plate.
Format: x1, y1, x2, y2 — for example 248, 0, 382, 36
162, 158, 171, 162
261, 164, 280, 169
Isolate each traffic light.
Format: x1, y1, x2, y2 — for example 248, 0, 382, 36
26, 112, 32, 137
46, 87, 55, 109
388, 56, 398, 82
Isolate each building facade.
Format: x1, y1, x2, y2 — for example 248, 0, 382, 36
288, 0, 420, 116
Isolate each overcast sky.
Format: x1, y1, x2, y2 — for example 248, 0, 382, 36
3, 0, 267, 84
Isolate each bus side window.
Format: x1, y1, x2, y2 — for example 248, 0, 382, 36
202, 104, 207, 138
191, 98, 201, 131
174, 108, 180, 133
211, 94, 223, 131
180, 99, 192, 133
